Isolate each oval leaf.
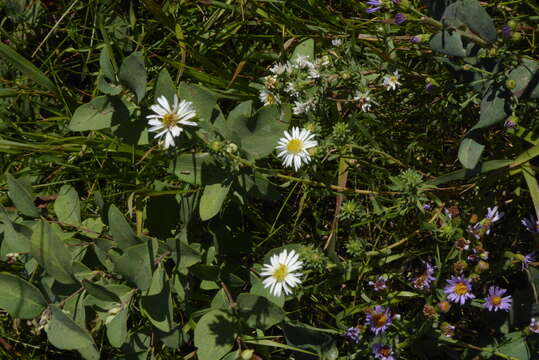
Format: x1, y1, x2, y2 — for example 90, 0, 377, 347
119, 51, 147, 103
54, 185, 81, 226
0, 273, 47, 319
194, 309, 237, 360
6, 173, 39, 218
199, 181, 231, 221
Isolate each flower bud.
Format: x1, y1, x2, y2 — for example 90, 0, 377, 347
507, 20, 517, 29
462, 64, 472, 71
241, 349, 255, 360
437, 300, 451, 313
505, 79, 516, 89
475, 260, 490, 273
452, 260, 467, 274
225, 143, 238, 154
209, 140, 224, 152
511, 32, 522, 41
423, 304, 436, 318
504, 115, 519, 128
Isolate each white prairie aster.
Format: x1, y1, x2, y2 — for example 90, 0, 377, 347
383, 71, 401, 91
261, 249, 303, 297
147, 95, 197, 149
354, 90, 372, 112
276, 127, 317, 171
259, 89, 280, 105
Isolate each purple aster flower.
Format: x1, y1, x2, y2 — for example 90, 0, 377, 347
412, 261, 436, 290
394, 13, 406, 25
484, 286, 512, 312
372, 344, 395, 360
467, 222, 482, 240
369, 276, 388, 291
530, 318, 539, 333
365, 305, 392, 335
522, 215, 539, 233
485, 206, 503, 223
344, 327, 360, 343
422, 203, 432, 210
410, 35, 421, 43
522, 253, 535, 270
504, 118, 517, 128
444, 276, 475, 305
502, 25, 512, 39
366, 0, 382, 13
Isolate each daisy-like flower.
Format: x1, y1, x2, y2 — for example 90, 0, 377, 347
292, 100, 315, 115
394, 13, 406, 25
332, 39, 343, 47
147, 95, 197, 149
260, 249, 303, 297
295, 55, 314, 69
522, 253, 535, 270
383, 71, 401, 91
522, 215, 539, 233
276, 127, 317, 171
444, 276, 475, 305
369, 276, 388, 291
412, 261, 436, 290
366, 0, 382, 13
353, 90, 372, 112
372, 344, 395, 360
259, 89, 280, 105
365, 305, 392, 335
344, 327, 360, 343
483, 286, 512, 312
270, 61, 292, 76
530, 318, 539, 333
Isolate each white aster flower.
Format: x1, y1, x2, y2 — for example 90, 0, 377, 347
354, 90, 372, 112
295, 55, 314, 69
332, 39, 343, 47
308, 67, 320, 79
259, 89, 280, 105
270, 61, 292, 76
292, 100, 314, 115
383, 70, 401, 91
147, 95, 197, 149
261, 249, 303, 297
276, 127, 317, 171
284, 82, 299, 97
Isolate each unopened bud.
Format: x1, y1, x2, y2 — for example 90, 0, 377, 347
438, 300, 451, 313
241, 349, 254, 360
511, 32, 522, 41
475, 260, 490, 273
462, 64, 472, 71
505, 79, 516, 89
209, 140, 224, 152
225, 143, 238, 154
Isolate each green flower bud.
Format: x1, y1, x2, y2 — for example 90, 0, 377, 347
209, 140, 224, 152
225, 143, 238, 154
398, 0, 410, 9
505, 79, 516, 89
511, 32, 522, 41
341, 72, 351, 80
507, 20, 517, 30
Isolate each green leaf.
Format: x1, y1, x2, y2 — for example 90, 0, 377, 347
427, 160, 511, 185
82, 280, 121, 303
99, 47, 116, 81
119, 51, 147, 103
169, 152, 227, 185
290, 38, 314, 63
54, 185, 81, 226
0, 43, 58, 93
496, 332, 529, 360
508, 58, 539, 99
232, 104, 289, 159
154, 68, 177, 103
6, 173, 39, 217
106, 306, 129, 348
31, 219, 76, 284
472, 83, 511, 130
250, 280, 285, 307
141, 265, 174, 332
69, 96, 130, 132
46, 306, 100, 360
179, 82, 217, 126
429, 30, 466, 57
111, 243, 153, 291
194, 309, 238, 360
199, 181, 231, 221
108, 204, 140, 249
0, 206, 31, 257
0, 273, 47, 319
441, 0, 497, 43
282, 322, 337, 358
81, 217, 104, 239
237, 293, 285, 330
178, 239, 202, 268
458, 134, 484, 169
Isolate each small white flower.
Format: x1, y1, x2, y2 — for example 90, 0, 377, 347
295, 55, 314, 69
354, 90, 372, 112
284, 82, 299, 97
383, 70, 401, 91
308, 68, 320, 79
260, 249, 303, 297
292, 100, 314, 115
146, 95, 197, 149
332, 39, 343, 47
270, 62, 292, 76
259, 89, 280, 105
276, 127, 317, 171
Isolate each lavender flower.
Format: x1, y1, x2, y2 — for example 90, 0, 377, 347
394, 13, 406, 25
522, 215, 539, 233
365, 305, 392, 335
522, 253, 535, 270
444, 276, 475, 305
530, 318, 539, 333
410, 35, 421, 43
369, 276, 388, 291
483, 286, 512, 312
366, 0, 382, 13
502, 24, 512, 39
412, 261, 436, 290
372, 344, 395, 360
504, 117, 517, 128
344, 327, 360, 343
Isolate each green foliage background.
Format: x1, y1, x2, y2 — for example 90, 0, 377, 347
0, 0, 539, 359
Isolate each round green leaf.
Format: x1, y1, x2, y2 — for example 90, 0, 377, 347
194, 309, 237, 360
0, 273, 47, 319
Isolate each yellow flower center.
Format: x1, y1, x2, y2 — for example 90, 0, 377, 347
454, 282, 468, 296
373, 313, 387, 328
380, 347, 392, 357
273, 264, 288, 282
491, 296, 502, 305
162, 113, 178, 128
287, 139, 303, 154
